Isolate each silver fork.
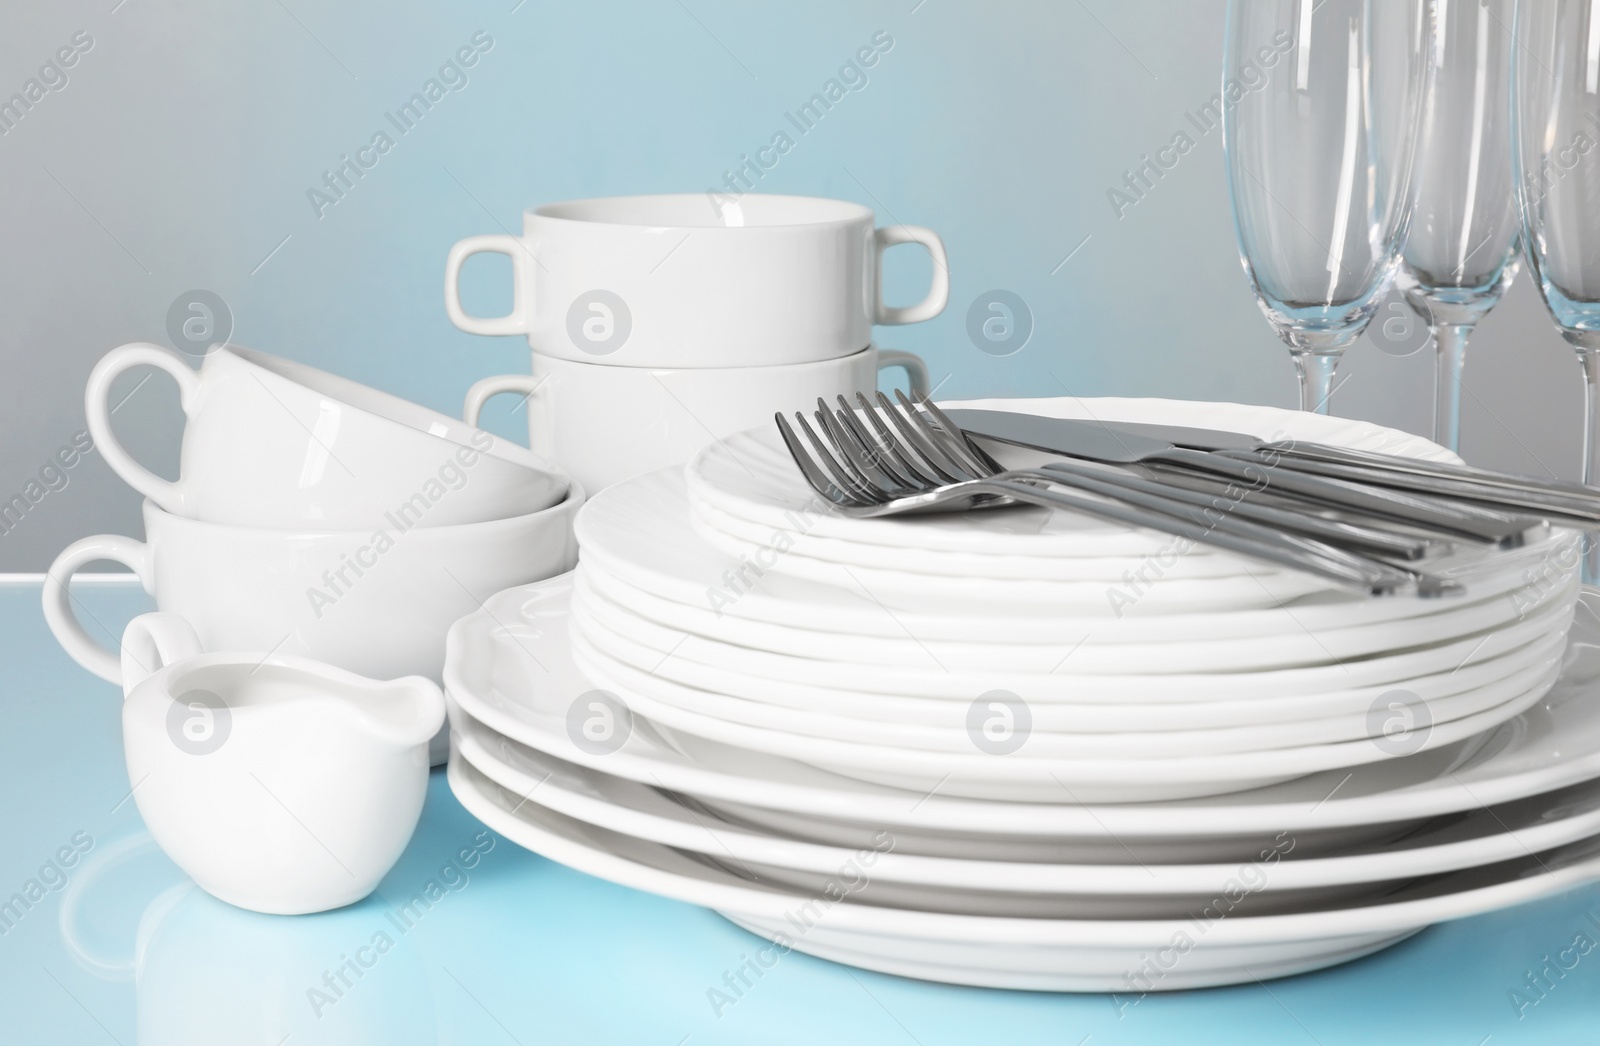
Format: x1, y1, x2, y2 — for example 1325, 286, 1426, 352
774, 396, 1458, 598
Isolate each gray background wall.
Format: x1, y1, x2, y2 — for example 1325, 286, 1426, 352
0, 0, 1580, 571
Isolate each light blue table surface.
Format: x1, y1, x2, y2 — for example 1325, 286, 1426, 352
4, 580, 1599, 1045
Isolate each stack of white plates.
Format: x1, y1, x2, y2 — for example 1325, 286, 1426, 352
445, 398, 1600, 990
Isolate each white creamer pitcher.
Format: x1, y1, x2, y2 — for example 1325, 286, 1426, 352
119, 613, 445, 914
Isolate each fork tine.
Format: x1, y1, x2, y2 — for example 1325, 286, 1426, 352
895, 389, 999, 480
774, 413, 864, 507
814, 401, 902, 497
873, 391, 970, 483
827, 395, 918, 491
913, 393, 1007, 473
806, 407, 883, 502
793, 410, 881, 504
855, 392, 942, 486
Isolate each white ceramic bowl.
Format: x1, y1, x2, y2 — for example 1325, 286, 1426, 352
444, 193, 948, 367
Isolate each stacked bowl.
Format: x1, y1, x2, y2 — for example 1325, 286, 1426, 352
444, 396, 1600, 990
445, 193, 947, 494
45, 342, 581, 692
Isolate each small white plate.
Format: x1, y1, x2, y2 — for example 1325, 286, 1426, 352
448, 753, 1600, 991
585, 469, 1331, 615
582, 465, 1577, 644
454, 707, 1600, 898
686, 396, 1460, 557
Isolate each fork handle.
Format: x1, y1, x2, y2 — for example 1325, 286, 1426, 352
1029, 462, 1437, 561
967, 478, 1446, 597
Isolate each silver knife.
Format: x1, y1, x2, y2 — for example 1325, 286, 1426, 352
935, 407, 1550, 546
942, 408, 1600, 520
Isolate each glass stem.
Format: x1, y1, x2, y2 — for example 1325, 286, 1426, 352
1292, 352, 1339, 415
1432, 324, 1471, 455
1582, 348, 1600, 585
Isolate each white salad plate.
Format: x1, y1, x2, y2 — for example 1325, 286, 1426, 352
443, 575, 1600, 826
684, 395, 1460, 561
567, 620, 1566, 756
576, 555, 1576, 683
581, 467, 1576, 645
583, 468, 1330, 615
453, 706, 1600, 899
448, 754, 1600, 991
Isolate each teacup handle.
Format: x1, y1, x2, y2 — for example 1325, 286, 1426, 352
85, 343, 202, 512
119, 612, 203, 699
463, 373, 542, 428
445, 235, 534, 337
873, 226, 950, 326
43, 534, 154, 684
876, 349, 931, 398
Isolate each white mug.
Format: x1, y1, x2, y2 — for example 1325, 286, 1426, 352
464, 346, 929, 495
117, 612, 442, 914
86, 342, 569, 528
43, 490, 581, 684
444, 194, 949, 368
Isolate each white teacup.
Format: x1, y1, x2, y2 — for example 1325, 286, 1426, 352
444, 193, 949, 368
117, 613, 443, 914
43, 488, 581, 684
465, 346, 928, 495
87, 342, 569, 528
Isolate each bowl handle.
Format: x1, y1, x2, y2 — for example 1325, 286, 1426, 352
464, 373, 542, 429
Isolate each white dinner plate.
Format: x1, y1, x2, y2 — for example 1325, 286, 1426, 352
577, 553, 1573, 676
567, 619, 1567, 756
572, 584, 1564, 732
572, 564, 1577, 701
444, 574, 1598, 822
583, 466, 1578, 644
448, 753, 1600, 991
454, 706, 1600, 899
569, 629, 1559, 803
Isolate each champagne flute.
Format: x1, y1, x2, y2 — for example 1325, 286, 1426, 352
1398, 0, 1521, 453
1224, 0, 1431, 414
1511, 0, 1600, 579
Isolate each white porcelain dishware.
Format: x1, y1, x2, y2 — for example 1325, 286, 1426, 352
465, 346, 927, 495
118, 613, 443, 915
444, 569, 1565, 805
449, 754, 1600, 991
443, 574, 1600, 846
43, 488, 581, 684
443, 193, 948, 367
86, 342, 568, 528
